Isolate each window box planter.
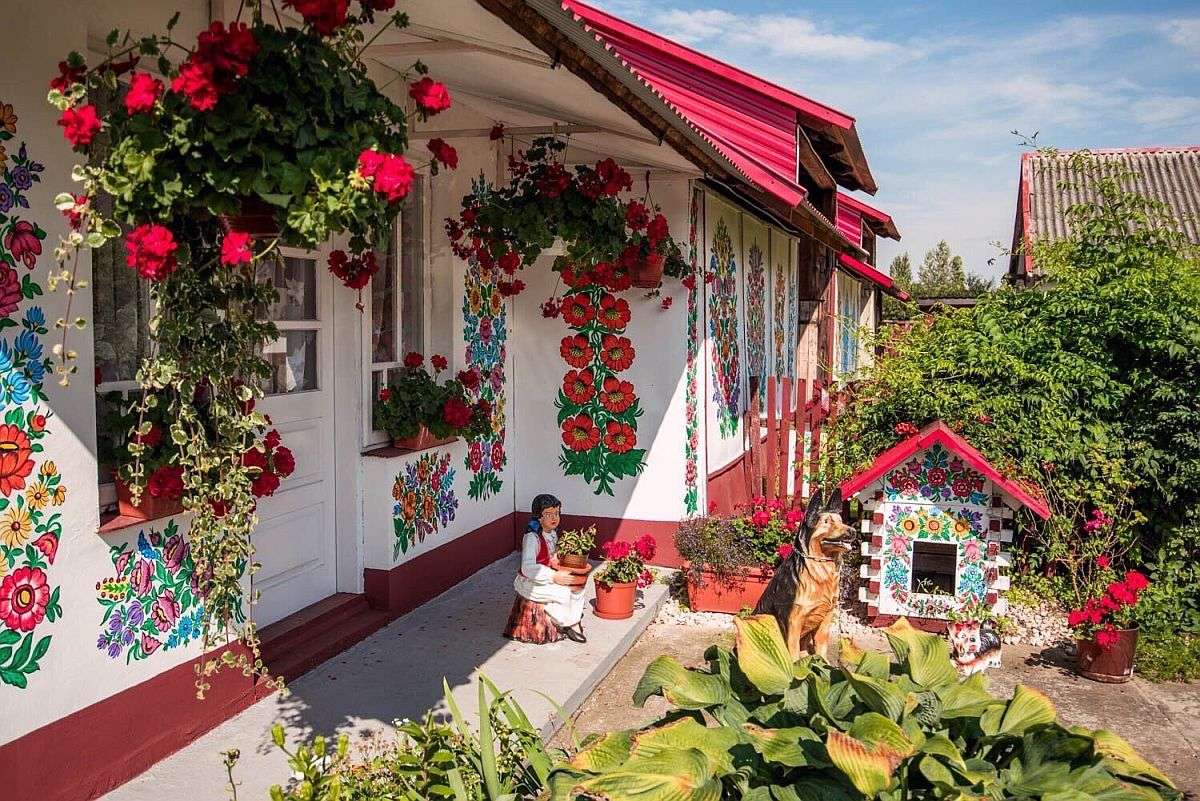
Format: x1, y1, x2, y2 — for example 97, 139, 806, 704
1076, 626, 1139, 683
392, 426, 458, 452
684, 562, 774, 614
594, 580, 637, 619
115, 477, 183, 522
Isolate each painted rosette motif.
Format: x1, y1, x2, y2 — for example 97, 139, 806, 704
708, 218, 740, 438
885, 443, 990, 505
462, 255, 507, 501
0, 104, 64, 690
94, 521, 208, 662
683, 191, 701, 515
555, 282, 646, 496
744, 241, 766, 380
392, 451, 458, 559
882, 503, 987, 618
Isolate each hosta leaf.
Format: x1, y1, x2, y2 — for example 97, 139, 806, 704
570, 748, 722, 801
631, 718, 739, 776
936, 671, 997, 719
884, 618, 958, 689
734, 615, 794, 696
634, 655, 730, 710
772, 777, 860, 801
847, 712, 916, 759
1090, 729, 1176, 788
919, 755, 958, 787
997, 685, 1057, 736
742, 723, 821, 767
571, 730, 633, 772
840, 639, 890, 680
918, 734, 968, 772
825, 729, 904, 796
845, 671, 908, 721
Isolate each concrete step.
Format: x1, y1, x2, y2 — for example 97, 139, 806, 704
259, 594, 389, 683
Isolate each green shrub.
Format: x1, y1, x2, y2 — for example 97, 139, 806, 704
542, 615, 1179, 800
1136, 632, 1200, 684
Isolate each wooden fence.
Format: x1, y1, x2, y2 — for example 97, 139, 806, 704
743, 376, 834, 507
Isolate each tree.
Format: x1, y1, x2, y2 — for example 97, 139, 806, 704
884, 253, 915, 319
918, 240, 967, 296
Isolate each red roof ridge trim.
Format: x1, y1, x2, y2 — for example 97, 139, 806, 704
837, 251, 909, 301
838, 421, 1051, 519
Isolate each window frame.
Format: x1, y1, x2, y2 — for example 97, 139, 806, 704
259, 247, 325, 397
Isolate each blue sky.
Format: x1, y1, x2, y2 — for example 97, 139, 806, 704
593, 0, 1200, 279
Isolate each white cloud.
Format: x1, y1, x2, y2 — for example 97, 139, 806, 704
1130, 94, 1200, 129
1161, 18, 1200, 52
649, 9, 903, 61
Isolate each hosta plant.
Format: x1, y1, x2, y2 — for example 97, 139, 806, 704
542, 615, 1179, 800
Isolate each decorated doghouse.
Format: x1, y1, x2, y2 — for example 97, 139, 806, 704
841, 422, 1050, 628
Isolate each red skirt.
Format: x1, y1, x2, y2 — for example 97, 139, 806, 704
503, 595, 564, 644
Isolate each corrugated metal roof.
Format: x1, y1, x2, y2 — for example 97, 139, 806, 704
837, 191, 900, 240
1023, 146, 1200, 253
836, 204, 863, 247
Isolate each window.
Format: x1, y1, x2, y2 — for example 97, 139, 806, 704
911, 541, 957, 595
834, 273, 863, 377
364, 175, 426, 446
258, 253, 320, 394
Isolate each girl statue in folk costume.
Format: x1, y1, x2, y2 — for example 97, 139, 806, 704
505, 494, 591, 643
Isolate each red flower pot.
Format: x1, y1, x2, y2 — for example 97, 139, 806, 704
594, 580, 637, 620
1076, 627, 1139, 683
559, 553, 589, 570
684, 563, 773, 614
392, 426, 457, 452
115, 478, 183, 522
631, 257, 665, 288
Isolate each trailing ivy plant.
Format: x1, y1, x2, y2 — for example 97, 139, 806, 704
543, 615, 1179, 800
44, 1, 456, 695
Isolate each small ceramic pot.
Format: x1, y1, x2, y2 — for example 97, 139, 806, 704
593, 580, 637, 620
559, 553, 589, 570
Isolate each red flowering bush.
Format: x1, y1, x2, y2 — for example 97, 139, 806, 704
241, 430, 296, 499
123, 73, 164, 115
1067, 556, 1151, 649
376, 353, 491, 443
57, 104, 101, 148
220, 231, 254, 266
595, 534, 657, 587
676, 498, 805, 586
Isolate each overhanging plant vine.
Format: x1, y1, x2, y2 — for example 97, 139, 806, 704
448, 137, 685, 494
46, 0, 456, 695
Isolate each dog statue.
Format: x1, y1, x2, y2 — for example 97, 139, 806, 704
754, 488, 853, 661
947, 619, 1003, 675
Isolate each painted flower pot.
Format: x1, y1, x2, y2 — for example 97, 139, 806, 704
631, 254, 665, 288
115, 478, 183, 522
392, 426, 457, 452
559, 553, 589, 570
594, 580, 637, 620
1076, 627, 1138, 683
684, 563, 773, 614
221, 196, 280, 238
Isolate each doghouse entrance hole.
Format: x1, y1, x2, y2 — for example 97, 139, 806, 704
911, 541, 957, 594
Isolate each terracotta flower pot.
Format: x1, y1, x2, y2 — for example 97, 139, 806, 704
392, 425, 457, 451
594, 580, 637, 620
221, 196, 280, 238
684, 563, 773, 614
631, 255, 665, 288
1076, 627, 1139, 683
115, 478, 183, 522
559, 553, 589, 570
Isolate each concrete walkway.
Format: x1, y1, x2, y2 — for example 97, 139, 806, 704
103, 554, 667, 801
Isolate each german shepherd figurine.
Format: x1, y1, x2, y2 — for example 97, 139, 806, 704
754, 489, 854, 661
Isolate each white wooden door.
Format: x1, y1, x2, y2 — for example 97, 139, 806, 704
252, 248, 338, 625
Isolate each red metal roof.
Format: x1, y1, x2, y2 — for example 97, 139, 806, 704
837, 192, 900, 240
561, 0, 874, 208
839, 421, 1051, 519
837, 252, 909, 301
836, 203, 863, 248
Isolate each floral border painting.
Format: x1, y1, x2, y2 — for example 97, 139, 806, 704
772, 257, 787, 377
708, 216, 740, 438
744, 238, 765, 381
683, 189, 701, 516
95, 520, 206, 662
393, 451, 458, 559
0, 102, 64, 690
885, 443, 990, 506
462, 255, 507, 501
880, 503, 987, 619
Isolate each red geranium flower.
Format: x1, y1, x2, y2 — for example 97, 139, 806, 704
751, 509, 771, 527
241, 447, 268, 471
132, 423, 164, 449
646, 214, 669, 246
443, 397, 473, 428
196, 21, 258, 82
595, 158, 632, 196
170, 61, 219, 111
561, 414, 600, 451
777, 543, 795, 561
603, 421, 636, 454
597, 294, 631, 330
373, 154, 415, 202
624, 201, 649, 230
146, 465, 185, 500
50, 60, 86, 92
427, 137, 458, 169
457, 368, 480, 391
273, 446, 296, 477
499, 251, 521, 275
378, 387, 391, 402
124, 72, 163, 115
404, 351, 424, 369
541, 298, 561, 318
559, 335, 592, 368
0, 566, 50, 632
284, 0, 349, 35
220, 231, 254, 266
124, 224, 178, 281
431, 354, 449, 372
560, 294, 594, 327
598, 376, 635, 413
562, 369, 596, 405
251, 470, 281, 498
1096, 624, 1119, 650
57, 104, 102, 148
634, 534, 657, 561
409, 77, 452, 115
599, 334, 635, 372
264, 429, 282, 450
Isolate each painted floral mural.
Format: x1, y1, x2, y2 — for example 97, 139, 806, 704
392, 451, 458, 559
785, 263, 796, 376
885, 443, 990, 505
744, 239, 765, 381
772, 260, 787, 376
708, 217, 740, 438
0, 104, 63, 690
683, 190, 701, 516
555, 279, 646, 496
881, 503, 987, 619
462, 255, 507, 501
94, 521, 206, 662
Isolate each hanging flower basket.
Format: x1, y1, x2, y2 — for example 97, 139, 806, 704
220, 196, 280, 239
631, 253, 666, 288
115, 477, 183, 522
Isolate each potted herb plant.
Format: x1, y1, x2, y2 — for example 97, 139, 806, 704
99, 389, 185, 521
676, 498, 802, 614
593, 535, 656, 620
376, 353, 490, 450
1068, 556, 1149, 683
556, 525, 596, 570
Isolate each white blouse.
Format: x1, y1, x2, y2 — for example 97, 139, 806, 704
520, 528, 557, 583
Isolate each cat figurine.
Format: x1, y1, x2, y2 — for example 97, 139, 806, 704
948, 619, 1002, 675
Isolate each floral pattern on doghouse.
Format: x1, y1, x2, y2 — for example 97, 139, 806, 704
95, 521, 205, 662
393, 451, 458, 559
0, 105, 64, 690
881, 503, 987, 618
708, 217, 740, 438
462, 255, 507, 501
884, 443, 990, 505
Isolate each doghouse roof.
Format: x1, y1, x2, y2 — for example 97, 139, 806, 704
839, 421, 1050, 519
